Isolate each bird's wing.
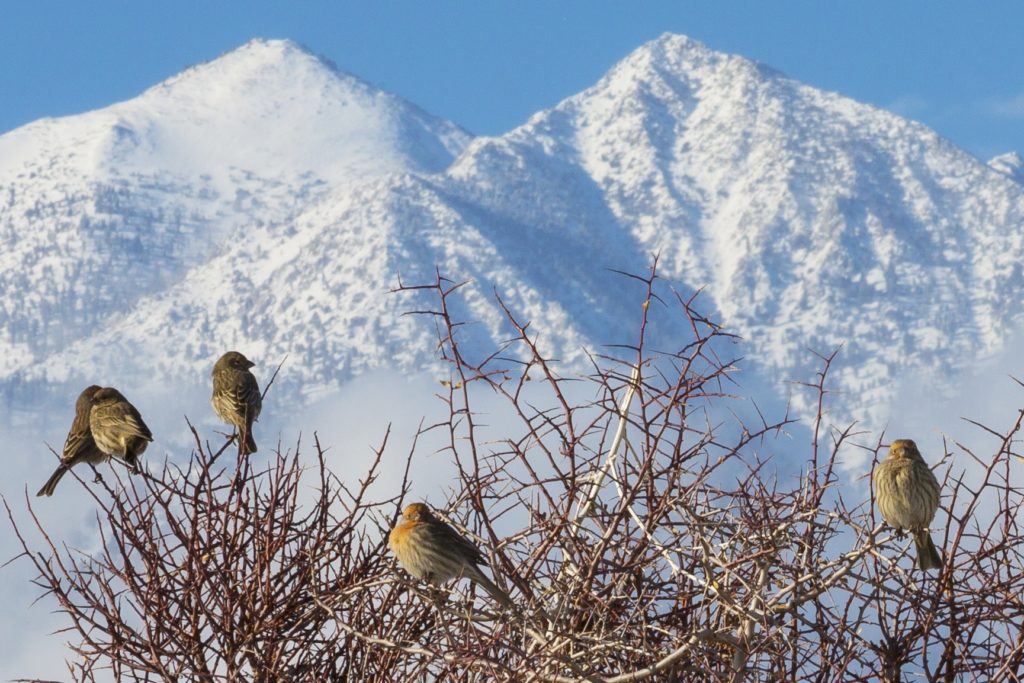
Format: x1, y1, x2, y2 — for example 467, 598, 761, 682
128, 405, 154, 441
215, 371, 262, 422
106, 403, 153, 441
61, 430, 97, 462
433, 521, 488, 567
61, 418, 95, 462
241, 373, 262, 421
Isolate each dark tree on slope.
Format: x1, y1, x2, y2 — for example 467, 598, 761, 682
7, 265, 1024, 682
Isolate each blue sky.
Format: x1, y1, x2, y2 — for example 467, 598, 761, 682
2, 2, 1022, 158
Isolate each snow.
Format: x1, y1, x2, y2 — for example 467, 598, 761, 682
989, 151, 1024, 184
10, 35, 1024, 682
0, 38, 471, 404
3, 33, 1024, 437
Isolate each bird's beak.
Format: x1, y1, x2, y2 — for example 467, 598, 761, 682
246, 360, 256, 369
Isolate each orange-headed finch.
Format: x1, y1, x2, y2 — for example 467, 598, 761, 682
389, 502, 513, 609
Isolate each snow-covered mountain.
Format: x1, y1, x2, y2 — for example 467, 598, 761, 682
0, 38, 469, 388
4, 34, 1024, 428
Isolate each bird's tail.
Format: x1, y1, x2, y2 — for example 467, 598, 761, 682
36, 465, 69, 497
120, 453, 141, 475
242, 427, 258, 455
468, 567, 514, 609
914, 530, 943, 571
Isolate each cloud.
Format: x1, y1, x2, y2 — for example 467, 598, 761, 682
882, 326, 1024, 547
886, 332, 1024, 457
985, 92, 1024, 119
0, 370, 442, 679
886, 94, 930, 119
1, 367, 587, 679
16, 339, 1007, 679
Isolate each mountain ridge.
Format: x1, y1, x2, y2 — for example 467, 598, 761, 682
0, 38, 472, 394
4, 33, 1024, 431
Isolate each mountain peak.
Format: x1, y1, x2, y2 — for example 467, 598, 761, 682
615, 32, 778, 85
5, 34, 1024, 446
152, 37, 361, 98
0, 37, 472, 386
61, 37, 471, 182
452, 31, 1024, 431
647, 32, 715, 55
231, 37, 318, 58
211, 37, 321, 62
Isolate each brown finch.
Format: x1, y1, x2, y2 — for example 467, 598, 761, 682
389, 502, 513, 609
874, 438, 943, 570
211, 351, 262, 454
89, 387, 153, 474
37, 385, 107, 497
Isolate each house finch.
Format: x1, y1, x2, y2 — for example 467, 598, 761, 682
874, 438, 943, 570
37, 385, 107, 497
211, 351, 262, 454
389, 502, 513, 609
89, 387, 153, 474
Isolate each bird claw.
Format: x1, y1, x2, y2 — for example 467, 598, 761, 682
428, 587, 450, 607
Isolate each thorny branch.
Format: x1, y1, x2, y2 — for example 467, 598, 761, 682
8, 264, 1024, 681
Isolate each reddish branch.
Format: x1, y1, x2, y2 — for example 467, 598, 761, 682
7, 265, 1024, 681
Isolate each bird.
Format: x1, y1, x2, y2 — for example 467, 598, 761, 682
37, 385, 108, 497
874, 438, 943, 570
211, 351, 262, 455
89, 387, 153, 474
389, 502, 514, 609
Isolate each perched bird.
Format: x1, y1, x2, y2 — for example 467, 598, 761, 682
389, 502, 513, 609
89, 387, 153, 474
211, 351, 262, 455
37, 385, 107, 497
874, 438, 943, 570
